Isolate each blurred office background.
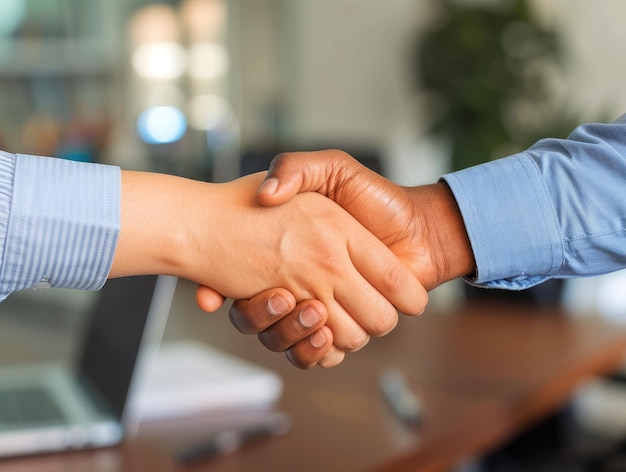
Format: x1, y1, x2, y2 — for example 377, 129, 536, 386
4, 0, 625, 179
0, 0, 624, 181
4, 0, 626, 469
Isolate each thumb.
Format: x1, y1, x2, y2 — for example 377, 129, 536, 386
255, 150, 353, 207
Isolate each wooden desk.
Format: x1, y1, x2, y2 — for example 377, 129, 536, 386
3, 281, 626, 472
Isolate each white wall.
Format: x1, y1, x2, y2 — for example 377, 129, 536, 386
277, 0, 428, 147
229, 0, 279, 146
233, 0, 435, 146
531, 0, 626, 122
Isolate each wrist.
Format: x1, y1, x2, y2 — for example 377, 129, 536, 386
407, 182, 475, 288
112, 171, 206, 280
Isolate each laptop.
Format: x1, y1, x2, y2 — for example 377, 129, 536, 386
0, 274, 177, 457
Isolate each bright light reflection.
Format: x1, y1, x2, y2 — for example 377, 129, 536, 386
181, 0, 227, 41
188, 43, 229, 79
132, 42, 187, 79
129, 4, 180, 45
137, 106, 187, 144
0, 0, 26, 35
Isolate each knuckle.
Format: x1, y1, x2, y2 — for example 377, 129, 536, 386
327, 149, 351, 162
270, 152, 289, 167
286, 349, 317, 370
228, 308, 261, 334
341, 331, 370, 352
371, 309, 399, 337
257, 331, 286, 353
227, 310, 248, 334
317, 253, 343, 277
257, 316, 306, 353
248, 316, 266, 333
269, 152, 299, 174
382, 262, 409, 294
318, 350, 346, 368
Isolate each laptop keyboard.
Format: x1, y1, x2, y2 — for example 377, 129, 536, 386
0, 387, 66, 426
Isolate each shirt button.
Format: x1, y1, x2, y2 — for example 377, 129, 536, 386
32, 277, 53, 290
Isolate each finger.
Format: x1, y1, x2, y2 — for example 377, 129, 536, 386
257, 300, 327, 352
317, 343, 346, 369
324, 297, 371, 353
256, 150, 357, 206
325, 233, 423, 340
330, 246, 400, 339
195, 285, 227, 312
285, 326, 336, 369
312, 231, 405, 348
347, 230, 428, 317
228, 288, 296, 335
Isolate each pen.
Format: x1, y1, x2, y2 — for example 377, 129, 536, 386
176, 411, 292, 465
379, 367, 425, 426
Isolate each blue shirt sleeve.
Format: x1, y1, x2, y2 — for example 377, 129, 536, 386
0, 151, 120, 301
442, 114, 626, 290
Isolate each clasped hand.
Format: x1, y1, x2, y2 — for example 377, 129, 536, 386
190, 170, 427, 368
196, 151, 473, 368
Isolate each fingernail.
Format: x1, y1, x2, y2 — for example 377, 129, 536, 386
299, 307, 321, 328
268, 295, 289, 315
258, 178, 279, 195
310, 330, 326, 348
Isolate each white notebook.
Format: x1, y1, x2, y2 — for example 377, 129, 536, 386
129, 340, 284, 422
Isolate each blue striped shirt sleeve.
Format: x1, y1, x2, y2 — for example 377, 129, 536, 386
0, 151, 120, 301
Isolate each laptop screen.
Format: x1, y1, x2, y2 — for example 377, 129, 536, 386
75, 275, 175, 420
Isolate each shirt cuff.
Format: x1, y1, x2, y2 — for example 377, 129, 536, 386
442, 153, 562, 290
0, 153, 120, 300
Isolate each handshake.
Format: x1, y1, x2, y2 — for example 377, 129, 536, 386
189, 149, 476, 369
4, 118, 616, 368
4, 118, 620, 369
115, 115, 623, 370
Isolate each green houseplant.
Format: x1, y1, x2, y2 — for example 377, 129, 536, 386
414, 0, 581, 172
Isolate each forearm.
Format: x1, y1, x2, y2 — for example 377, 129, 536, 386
112, 170, 248, 293
111, 170, 206, 280
111, 171, 277, 298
